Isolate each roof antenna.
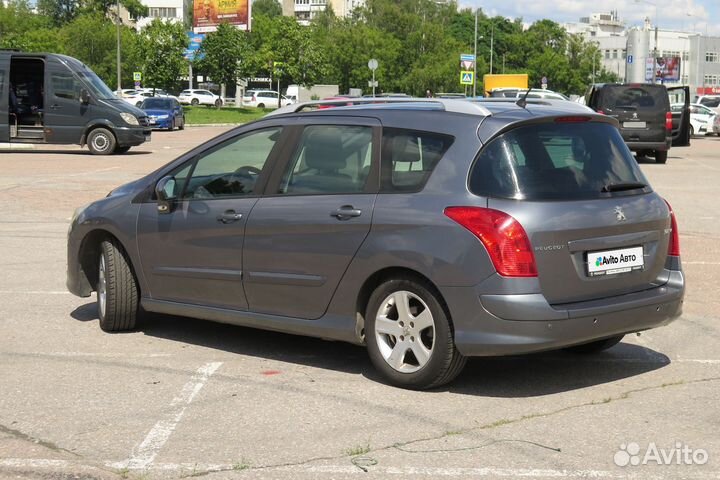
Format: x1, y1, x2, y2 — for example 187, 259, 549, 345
516, 88, 532, 109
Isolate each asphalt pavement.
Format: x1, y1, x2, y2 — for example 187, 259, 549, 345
0, 128, 718, 479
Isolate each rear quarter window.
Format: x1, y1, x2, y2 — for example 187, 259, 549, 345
469, 122, 650, 201
380, 128, 454, 192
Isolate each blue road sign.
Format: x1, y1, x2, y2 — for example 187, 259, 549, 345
460, 54, 476, 62
627, 55, 633, 64
184, 32, 206, 61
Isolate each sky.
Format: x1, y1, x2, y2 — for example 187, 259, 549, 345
463, 0, 720, 36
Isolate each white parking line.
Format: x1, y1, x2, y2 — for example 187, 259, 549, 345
0, 290, 71, 295
113, 362, 222, 471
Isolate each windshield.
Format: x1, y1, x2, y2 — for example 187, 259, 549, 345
142, 98, 173, 109
77, 69, 116, 100
469, 122, 650, 201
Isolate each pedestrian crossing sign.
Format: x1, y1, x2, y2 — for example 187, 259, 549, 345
460, 71, 474, 85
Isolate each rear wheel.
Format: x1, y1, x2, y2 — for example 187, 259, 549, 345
97, 239, 139, 332
87, 128, 116, 155
257, 103, 265, 108
564, 335, 624, 354
191, 98, 199, 106
365, 278, 466, 390
654, 150, 668, 164
179, 116, 185, 130
689, 125, 695, 137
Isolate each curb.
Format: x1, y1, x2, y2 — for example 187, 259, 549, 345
0, 143, 35, 150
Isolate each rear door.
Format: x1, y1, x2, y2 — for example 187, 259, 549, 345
0, 54, 9, 142
668, 85, 690, 146
471, 119, 672, 305
242, 118, 380, 319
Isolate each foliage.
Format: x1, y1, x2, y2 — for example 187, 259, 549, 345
0, 0, 620, 96
136, 19, 188, 92
196, 22, 251, 88
251, 0, 282, 19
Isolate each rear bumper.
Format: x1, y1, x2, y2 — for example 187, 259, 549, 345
624, 139, 671, 152
444, 269, 684, 357
115, 126, 151, 147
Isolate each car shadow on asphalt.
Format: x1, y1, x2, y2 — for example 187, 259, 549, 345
70, 302, 671, 395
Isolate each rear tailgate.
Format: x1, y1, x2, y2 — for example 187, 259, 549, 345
598, 85, 669, 144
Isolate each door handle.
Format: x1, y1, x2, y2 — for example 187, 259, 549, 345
217, 210, 242, 224
331, 206, 362, 220
49, 104, 61, 110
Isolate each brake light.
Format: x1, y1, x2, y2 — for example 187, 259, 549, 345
597, 110, 605, 115
665, 111, 673, 131
444, 207, 538, 277
555, 116, 591, 123
664, 200, 680, 257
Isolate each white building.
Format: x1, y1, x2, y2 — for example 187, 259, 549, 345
133, 0, 192, 30
565, 12, 720, 98
282, 0, 364, 26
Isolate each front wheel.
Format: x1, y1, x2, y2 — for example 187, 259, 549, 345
365, 278, 466, 390
168, 119, 175, 131
87, 128, 116, 155
97, 239, 139, 332
654, 150, 668, 164
214, 98, 222, 107
564, 335, 624, 354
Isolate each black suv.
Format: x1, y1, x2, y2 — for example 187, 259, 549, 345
584, 83, 689, 164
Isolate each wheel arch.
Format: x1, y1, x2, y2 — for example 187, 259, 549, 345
77, 229, 140, 296
354, 266, 452, 344
80, 122, 117, 147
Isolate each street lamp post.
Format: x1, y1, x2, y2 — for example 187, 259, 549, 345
116, 0, 121, 91
635, 0, 658, 83
473, 9, 477, 97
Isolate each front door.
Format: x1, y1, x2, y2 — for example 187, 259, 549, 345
668, 85, 690, 147
136, 126, 286, 310
43, 57, 86, 144
0, 55, 9, 142
243, 121, 380, 319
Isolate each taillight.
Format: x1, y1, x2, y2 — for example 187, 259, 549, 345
597, 110, 605, 115
444, 207, 538, 277
665, 111, 673, 131
664, 200, 680, 257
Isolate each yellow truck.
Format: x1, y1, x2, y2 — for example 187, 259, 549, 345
482, 74, 529, 97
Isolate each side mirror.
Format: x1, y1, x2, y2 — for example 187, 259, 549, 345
80, 89, 91, 105
155, 176, 177, 214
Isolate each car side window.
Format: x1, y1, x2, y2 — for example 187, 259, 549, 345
279, 125, 373, 195
51, 71, 81, 100
380, 128, 453, 192
182, 127, 282, 199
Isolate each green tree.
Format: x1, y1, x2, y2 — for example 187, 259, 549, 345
82, 0, 148, 21
136, 19, 188, 91
0, 0, 54, 49
251, 0, 282, 19
36, 0, 79, 27
197, 22, 251, 90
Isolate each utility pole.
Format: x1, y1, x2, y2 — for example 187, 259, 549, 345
473, 10, 478, 98
489, 22, 494, 75
116, 0, 121, 92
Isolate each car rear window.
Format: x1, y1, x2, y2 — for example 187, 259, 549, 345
597, 85, 669, 111
699, 97, 720, 108
380, 128, 454, 192
469, 122, 650, 201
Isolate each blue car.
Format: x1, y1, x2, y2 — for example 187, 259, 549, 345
140, 97, 185, 131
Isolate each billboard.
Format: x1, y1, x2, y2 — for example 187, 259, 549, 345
193, 0, 250, 33
645, 57, 681, 82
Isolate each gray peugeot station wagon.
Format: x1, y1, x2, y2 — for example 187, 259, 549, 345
67, 98, 684, 389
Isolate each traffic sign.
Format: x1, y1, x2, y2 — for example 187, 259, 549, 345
627, 55, 633, 64
541, 76, 547, 85
460, 71, 474, 85
368, 80, 378, 87
460, 54, 476, 62
368, 59, 378, 71
133, 72, 142, 82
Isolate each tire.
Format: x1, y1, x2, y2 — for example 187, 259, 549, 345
114, 146, 131, 154
257, 103, 265, 108
654, 150, 668, 164
564, 335, 624, 354
214, 98, 222, 107
689, 125, 694, 137
168, 119, 175, 131
87, 128, 116, 155
191, 98, 199, 106
97, 239, 139, 332
135, 101, 142, 107
179, 116, 185, 130
365, 278, 466, 390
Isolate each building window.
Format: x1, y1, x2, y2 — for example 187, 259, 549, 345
705, 74, 720, 85
149, 7, 177, 18
622, 49, 627, 59
604, 50, 610, 59
706, 52, 719, 63
611, 50, 618, 59
681, 75, 688, 84
682, 51, 689, 61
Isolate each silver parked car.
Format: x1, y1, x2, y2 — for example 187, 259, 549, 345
67, 99, 684, 389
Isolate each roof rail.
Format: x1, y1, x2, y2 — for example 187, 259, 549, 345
266, 97, 492, 117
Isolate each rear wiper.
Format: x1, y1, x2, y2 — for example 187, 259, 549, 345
602, 182, 647, 192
